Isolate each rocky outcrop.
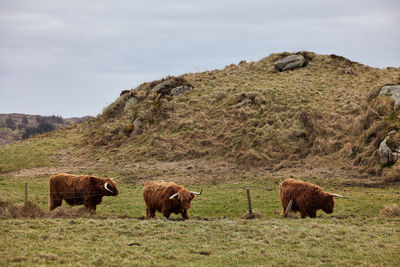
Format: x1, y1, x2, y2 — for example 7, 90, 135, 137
120, 90, 130, 96
274, 55, 306, 71
124, 97, 138, 112
171, 85, 194, 97
379, 130, 399, 165
233, 99, 252, 108
379, 85, 400, 110
130, 118, 143, 136
344, 68, 353, 75
152, 77, 193, 97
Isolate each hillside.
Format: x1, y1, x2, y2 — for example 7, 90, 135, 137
1, 51, 400, 182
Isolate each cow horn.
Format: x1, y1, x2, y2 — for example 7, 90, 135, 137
104, 182, 113, 193
169, 193, 179, 199
284, 199, 293, 218
190, 189, 202, 195
330, 193, 349, 199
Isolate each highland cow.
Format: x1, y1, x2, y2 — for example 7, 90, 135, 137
280, 178, 348, 218
143, 180, 202, 219
49, 173, 119, 212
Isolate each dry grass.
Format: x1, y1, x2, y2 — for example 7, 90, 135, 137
379, 204, 400, 218
0, 199, 45, 219
240, 211, 263, 219
0, 198, 132, 219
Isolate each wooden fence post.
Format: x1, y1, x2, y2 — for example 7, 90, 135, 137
246, 188, 252, 215
24, 182, 28, 207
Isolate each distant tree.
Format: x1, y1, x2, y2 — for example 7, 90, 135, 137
35, 115, 43, 125
21, 115, 28, 125
35, 115, 64, 125
5, 116, 16, 130
21, 122, 56, 139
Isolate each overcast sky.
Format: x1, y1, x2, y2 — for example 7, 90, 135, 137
1, 0, 399, 118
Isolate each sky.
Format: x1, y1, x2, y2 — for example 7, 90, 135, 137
1, 0, 399, 118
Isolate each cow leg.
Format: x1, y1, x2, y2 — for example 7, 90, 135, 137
84, 198, 97, 213
49, 195, 62, 211
162, 210, 171, 219
181, 209, 189, 220
147, 209, 156, 219
300, 211, 308, 218
145, 207, 156, 219
85, 205, 96, 214
309, 211, 317, 218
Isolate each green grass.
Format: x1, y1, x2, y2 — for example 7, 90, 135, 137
0, 127, 82, 173
0, 127, 12, 133
1, 175, 399, 266
0, 217, 399, 266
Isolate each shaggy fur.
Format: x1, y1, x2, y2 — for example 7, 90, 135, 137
49, 173, 119, 212
143, 180, 196, 219
280, 178, 334, 218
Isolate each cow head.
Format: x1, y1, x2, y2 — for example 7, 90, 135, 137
102, 178, 119, 196
169, 189, 202, 210
322, 194, 335, 214
322, 193, 349, 214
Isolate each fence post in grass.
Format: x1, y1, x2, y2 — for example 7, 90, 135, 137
246, 188, 252, 215
24, 182, 28, 207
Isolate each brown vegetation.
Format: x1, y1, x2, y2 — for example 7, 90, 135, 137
0, 199, 45, 219
379, 204, 400, 218
240, 211, 263, 219
0, 198, 130, 219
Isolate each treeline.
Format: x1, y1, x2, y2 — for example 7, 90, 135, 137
35, 115, 64, 125
21, 123, 56, 139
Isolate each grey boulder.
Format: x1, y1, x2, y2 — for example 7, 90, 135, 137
379, 130, 399, 165
274, 55, 306, 71
379, 85, 400, 110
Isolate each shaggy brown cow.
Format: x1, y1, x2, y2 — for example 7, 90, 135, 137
280, 178, 348, 218
143, 180, 202, 219
49, 173, 119, 212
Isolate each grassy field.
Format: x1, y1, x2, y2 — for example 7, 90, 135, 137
0, 127, 83, 173
1, 217, 399, 266
1, 175, 399, 266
